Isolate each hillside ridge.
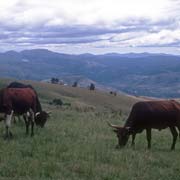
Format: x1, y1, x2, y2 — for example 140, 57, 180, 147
0, 49, 180, 98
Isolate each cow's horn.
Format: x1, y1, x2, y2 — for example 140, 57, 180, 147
35, 112, 40, 117
107, 121, 122, 129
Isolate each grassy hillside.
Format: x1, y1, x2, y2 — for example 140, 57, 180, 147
0, 78, 141, 114
0, 79, 180, 180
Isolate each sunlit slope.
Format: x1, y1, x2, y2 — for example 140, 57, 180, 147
0, 78, 143, 114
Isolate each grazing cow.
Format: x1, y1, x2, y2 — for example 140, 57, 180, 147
0, 88, 49, 138
7, 82, 50, 128
108, 100, 180, 150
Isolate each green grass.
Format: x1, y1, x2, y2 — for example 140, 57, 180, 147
0, 109, 179, 180
0, 79, 180, 179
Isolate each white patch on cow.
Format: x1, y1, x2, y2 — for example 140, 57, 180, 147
5, 110, 14, 127
26, 111, 30, 117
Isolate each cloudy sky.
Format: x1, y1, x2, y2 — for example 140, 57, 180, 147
0, 0, 180, 54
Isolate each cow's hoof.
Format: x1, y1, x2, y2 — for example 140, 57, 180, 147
115, 145, 120, 149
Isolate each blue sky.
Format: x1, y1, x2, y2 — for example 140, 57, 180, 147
0, 0, 180, 54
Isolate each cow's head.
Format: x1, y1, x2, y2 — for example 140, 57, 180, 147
108, 121, 131, 148
35, 111, 50, 127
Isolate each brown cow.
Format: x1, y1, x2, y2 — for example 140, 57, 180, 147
108, 100, 180, 150
7, 82, 50, 127
0, 88, 49, 138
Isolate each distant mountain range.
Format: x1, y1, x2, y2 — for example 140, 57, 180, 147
0, 49, 180, 98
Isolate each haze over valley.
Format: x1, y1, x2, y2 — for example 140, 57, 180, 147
1, 49, 180, 98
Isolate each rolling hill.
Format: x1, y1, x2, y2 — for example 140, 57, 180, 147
0, 78, 142, 115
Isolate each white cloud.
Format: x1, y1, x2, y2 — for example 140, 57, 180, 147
0, 0, 176, 26
119, 29, 180, 47
0, 0, 179, 54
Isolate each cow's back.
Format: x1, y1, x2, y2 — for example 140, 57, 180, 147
7, 82, 34, 89
1, 88, 37, 114
125, 100, 180, 131
7, 82, 42, 112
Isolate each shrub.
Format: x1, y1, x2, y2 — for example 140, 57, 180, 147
89, 83, 95, 90
49, 98, 63, 106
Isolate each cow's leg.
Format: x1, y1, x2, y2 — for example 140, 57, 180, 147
29, 109, 35, 137
146, 128, 151, 149
23, 113, 29, 135
31, 119, 34, 137
4, 110, 14, 139
176, 126, 180, 139
18, 116, 21, 123
13, 116, 17, 124
131, 133, 136, 148
169, 126, 178, 150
